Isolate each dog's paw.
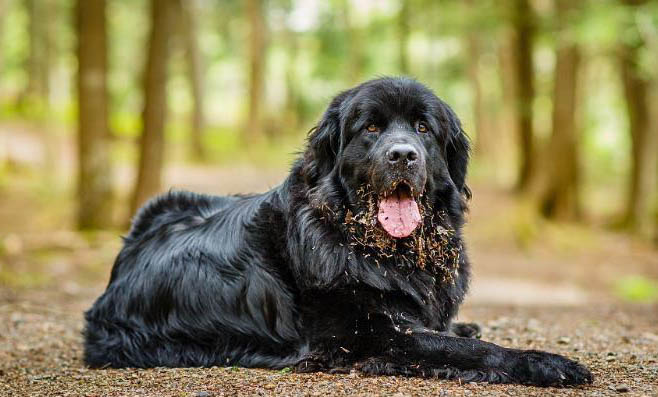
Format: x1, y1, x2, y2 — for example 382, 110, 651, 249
293, 356, 327, 373
510, 350, 593, 387
355, 357, 417, 377
450, 322, 481, 339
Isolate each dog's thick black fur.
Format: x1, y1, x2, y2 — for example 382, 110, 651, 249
84, 77, 592, 387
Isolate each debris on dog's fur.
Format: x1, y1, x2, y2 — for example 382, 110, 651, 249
340, 185, 461, 282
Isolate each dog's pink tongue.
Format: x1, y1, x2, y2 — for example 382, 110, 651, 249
377, 189, 422, 238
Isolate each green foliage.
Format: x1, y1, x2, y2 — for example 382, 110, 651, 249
313, 11, 351, 80
0, 0, 30, 94
0, 0, 656, 239
0, 268, 49, 289
615, 276, 658, 303
201, 125, 302, 167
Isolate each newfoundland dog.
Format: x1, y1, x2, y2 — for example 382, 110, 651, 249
84, 77, 592, 387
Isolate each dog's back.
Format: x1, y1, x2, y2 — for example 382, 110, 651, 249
126, 191, 235, 241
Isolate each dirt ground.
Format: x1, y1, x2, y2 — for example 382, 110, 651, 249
1, 288, 657, 396
1, 126, 657, 396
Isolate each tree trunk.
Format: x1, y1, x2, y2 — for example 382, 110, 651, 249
655, 185, 658, 246
655, 110, 658, 246
23, 0, 39, 102
283, 25, 300, 132
131, 0, 176, 214
654, 91, 658, 245
539, 0, 582, 221
465, 0, 499, 172
618, 0, 655, 233
496, 31, 520, 186
0, 0, 6, 75
244, 0, 266, 141
76, 0, 113, 229
511, 0, 536, 191
398, 0, 410, 75
620, 44, 654, 232
178, 0, 205, 160
466, 23, 485, 158
41, 0, 54, 103
22, 0, 51, 105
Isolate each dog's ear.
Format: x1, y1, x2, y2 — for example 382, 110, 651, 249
304, 89, 355, 184
440, 103, 471, 199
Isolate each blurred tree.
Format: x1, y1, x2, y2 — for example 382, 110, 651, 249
497, 28, 519, 183
539, 0, 582, 220
655, 163, 658, 246
619, 0, 656, 233
18, 0, 45, 105
177, 0, 206, 160
341, 0, 365, 84
655, 91, 658, 246
0, 0, 5, 73
131, 0, 176, 214
511, 0, 536, 191
41, 0, 55, 102
245, 0, 267, 141
23, 0, 38, 100
398, 0, 410, 75
283, 18, 301, 131
465, 0, 486, 158
76, 0, 113, 229
270, 0, 303, 132
19, 0, 51, 107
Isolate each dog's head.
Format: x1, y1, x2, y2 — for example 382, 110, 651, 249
303, 77, 470, 239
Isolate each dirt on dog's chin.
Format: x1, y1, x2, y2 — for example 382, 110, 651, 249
342, 185, 462, 280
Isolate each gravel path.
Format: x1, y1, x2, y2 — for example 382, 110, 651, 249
1, 289, 656, 397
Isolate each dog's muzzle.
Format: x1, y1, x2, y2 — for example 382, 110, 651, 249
373, 140, 426, 238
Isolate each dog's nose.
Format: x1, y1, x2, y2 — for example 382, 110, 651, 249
387, 144, 418, 166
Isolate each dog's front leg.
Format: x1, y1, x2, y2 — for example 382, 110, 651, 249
358, 330, 592, 387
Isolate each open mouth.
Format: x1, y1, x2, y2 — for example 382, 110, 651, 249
377, 181, 422, 238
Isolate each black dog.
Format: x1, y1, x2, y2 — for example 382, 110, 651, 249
84, 77, 592, 387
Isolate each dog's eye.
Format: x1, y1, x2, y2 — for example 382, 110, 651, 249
417, 122, 429, 133
366, 124, 380, 133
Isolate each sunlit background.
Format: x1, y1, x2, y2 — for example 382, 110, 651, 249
0, 0, 657, 304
